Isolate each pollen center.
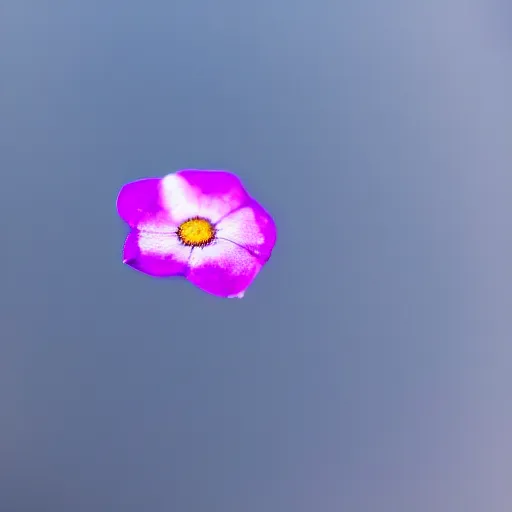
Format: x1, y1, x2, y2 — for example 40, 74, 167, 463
177, 217, 215, 247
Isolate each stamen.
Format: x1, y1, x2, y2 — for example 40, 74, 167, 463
176, 216, 216, 247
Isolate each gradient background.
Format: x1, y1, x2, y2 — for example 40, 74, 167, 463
1, 1, 511, 510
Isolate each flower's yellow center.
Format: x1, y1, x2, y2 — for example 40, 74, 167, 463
177, 217, 215, 247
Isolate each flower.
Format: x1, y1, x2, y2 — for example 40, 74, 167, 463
116, 170, 277, 298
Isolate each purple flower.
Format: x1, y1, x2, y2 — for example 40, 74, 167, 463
117, 170, 277, 298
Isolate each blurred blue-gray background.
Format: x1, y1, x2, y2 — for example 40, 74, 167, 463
1, 1, 511, 510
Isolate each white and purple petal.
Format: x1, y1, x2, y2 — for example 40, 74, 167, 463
116, 177, 164, 228
123, 224, 190, 277
214, 199, 276, 263
187, 240, 262, 298
160, 170, 249, 224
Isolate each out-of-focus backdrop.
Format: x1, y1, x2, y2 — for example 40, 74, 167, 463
1, 1, 511, 510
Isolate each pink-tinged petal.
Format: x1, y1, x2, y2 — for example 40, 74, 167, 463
187, 240, 262, 298
123, 228, 190, 277
160, 170, 249, 224
117, 178, 163, 228
215, 199, 277, 263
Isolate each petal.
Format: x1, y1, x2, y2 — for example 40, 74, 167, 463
187, 240, 262, 298
123, 228, 190, 277
116, 178, 163, 228
215, 199, 277, 263
160, 170, 249, 224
